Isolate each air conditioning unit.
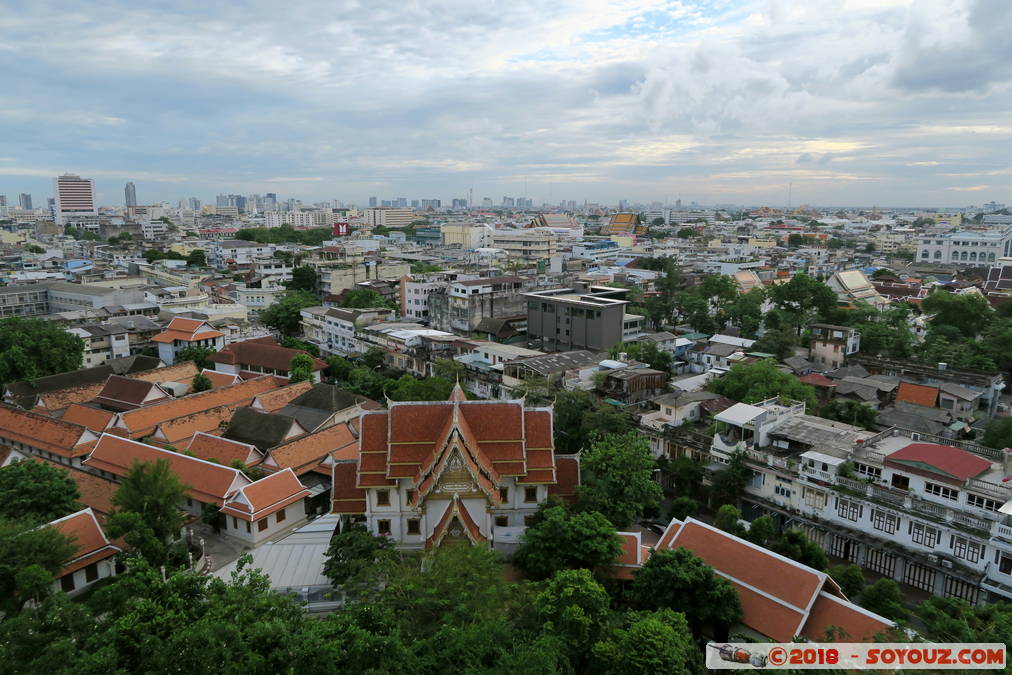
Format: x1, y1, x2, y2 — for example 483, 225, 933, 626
941, 559, 953, 569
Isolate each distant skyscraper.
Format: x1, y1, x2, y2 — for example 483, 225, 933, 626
0, 195, 6, 207
618, 199, 628, 211
395, 197, 407, 208
188, 197, 201, 211
124, 182, 137, 208
264, 193, 277, 211
53, 173, 97, 225
368, 196, 377, 207
18, 193, 32, 210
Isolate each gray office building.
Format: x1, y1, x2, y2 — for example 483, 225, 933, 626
18, 193, 32, 210
124, 182, 137, 207
525, 285, 635, 352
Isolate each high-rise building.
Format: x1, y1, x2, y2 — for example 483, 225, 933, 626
368, 196, 377, 208
53, 173, 97, 225
188, 197, 201, 211
264, 193, 277, 211
395, 197, 407, 208
18, 193, 32, 210
0, 195, 6, 207
124, 182, 136, 208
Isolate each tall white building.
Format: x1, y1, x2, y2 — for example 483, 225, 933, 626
363, 207, 415, 229
53, 173, 97, 225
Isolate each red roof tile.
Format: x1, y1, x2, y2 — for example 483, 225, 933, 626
885, 442, 993, 481
799, 373, 836, 388
201, 369, 241, 389
48, 508, 120, 577
802, 592, 893, 642
221, 468, 310, 521
267, 422, 356, 475
183, 432, 261, 466
896, 382, 939, 408
61, 404, 116, 432
332, 460, 366, 513
94, 376, 169, 411
0, 405, 97, 458
208, 338, 326, 373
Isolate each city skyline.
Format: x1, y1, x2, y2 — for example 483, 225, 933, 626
2, 0, 1011, 207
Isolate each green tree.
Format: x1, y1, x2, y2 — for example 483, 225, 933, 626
751, 327, 798, 360
787, 233, 805, 248
325, 354, 354, 381
708, 360, 817, 411
676, 227, 698, 238
185, 249, 206, 267
982, 416, 1012, 449
714, 504, 746, 537
288, 352, 315, 383
0, 518, 77, 612
668, 496, 698, 521
0, 317, 84, 384
916, 597, 1012, 646
608, 341, 673, 372
388, 374, 455, 401
745, 514, 776, 547
260, 289, 318, 335
0, 460, 81, 523
859, 578, 908, 621
200, 504, 224, 533
767, 273, 837, 335
107, 459, 189, 561
922, 289, 993, 339
630, 548, 743, 636
727, 287, 766, 338
432, 358, 466, 382
770, 529, 828, 570
280, 336, 320, 356
175, 345, 216, 370
513, 506, 623, 580
829, 564, 865, 599
819, 399, 878, 430
553, 389, 634, 454
534, 568, 611, 659
190, 372, 212, 392
286, 265, 318, 293
322, 526, 396, 588
574, 432, 662, 528
340, 287, 397, 310
590, 609, 699, 674
665, 456, 703, 498
24, 244, 45, 254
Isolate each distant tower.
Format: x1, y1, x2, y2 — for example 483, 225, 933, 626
53, 173, 97, 225
124, 182, 137, 208
18, 193, 32, 210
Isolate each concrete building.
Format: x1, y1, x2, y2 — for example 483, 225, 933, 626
67, 324, 132, 367
0, 283, 51, 317
428, 276, 530, 335
53, 173, 97, 225
492, 231, 558, 259
440, 222, 493, 249
151, 317, 226, 365
917, 228, 1012, 264
319, 261, 411, 297
299, 306, 394, 357
363, 207, 415, 229
124, 182, 136, 208
208, 240, 278, 267
18, 193, 32, 210
809, 323, 861, 370
525, 286, 642, 352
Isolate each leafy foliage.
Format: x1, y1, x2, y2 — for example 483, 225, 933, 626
819, 399, 878, 430
0, 518, 77, 613
770, 529, 828, 571
982, 416, 1012, 449
590, 609, 700, 674
286, 265, 318, 292
708, 360, 817, 411
175, 345, 216, 370
322, 526, 396, 588
534, 568, 611, 658
236, 225, 334, 245
513, 506, 623, 580
107, 459, 189, 565
260, 289, 318, 335
709, 451, 752, 507
574, 432, 662, 528
859, 578, 909, 621
553, 389, 635, 454
289, 352, 315, 383
0, 317, 84, 384
340, 287, 398, 310
0, 460, 81, 523
190, 372, 212, 392
630, 548, 743, 635
829, 564, 865, 598
607, 341, 673, 371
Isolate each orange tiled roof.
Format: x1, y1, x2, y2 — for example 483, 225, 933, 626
252, 380, 313, 412
331, 460, 366, 513
183, 432, 261, 467
802, 591, 894, 642
209, 338, 326, 373
83, 434, 249, 506
266, 422, 356, 475
426, 494, 485, 548
896, 382, 939, 408
0, 405, 97, 458
220, 468, 310, 521
201, 368, 241, 389
131, 361, 200, 384
112, 376, 281, 437
151, 318, 224, 344
48, 508, 120, 577
151, 404, 240, 445
32, 458, 118, 517
61, 404, 115, 432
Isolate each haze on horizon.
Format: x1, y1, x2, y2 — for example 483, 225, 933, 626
1, 0, 1011, 208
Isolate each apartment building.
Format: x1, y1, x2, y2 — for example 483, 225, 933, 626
428, 276, 530, 335
0, 283, 50, 317
525, 286, 643, 352
66, 324, 132, 367
689, 397, 1012, 605
441, 223, 493, 249
299, 306, 394, 357
917, 227, 1012, 264
53, 173, 97, 225
491, 231, 558, 259
208, 240, 278, 267
809, 324, 861, 370
363, 207, 415, 229
318, 261, 411, 297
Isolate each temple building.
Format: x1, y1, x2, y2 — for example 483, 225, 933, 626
332, 385, 578, 551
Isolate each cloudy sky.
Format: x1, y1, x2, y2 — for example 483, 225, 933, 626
2, 0, 1011, 208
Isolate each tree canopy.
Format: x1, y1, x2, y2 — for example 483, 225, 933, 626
553, 389, 635, 454
285, 265, 319, 293
0, 517, 77, 613
106, 459, 189, 566
574, 432, 662, 528
175, 345, 216, 370
0, 317, 84, 384
0, 461, 81, 523
260, 290, 319, 335
288, 352, 315, 383
513, 506, 623, 580
708, 360, 817, 411
340, 288, 398, 310
190, 372, 212, 392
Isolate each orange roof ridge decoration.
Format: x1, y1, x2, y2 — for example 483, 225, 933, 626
425, 493, 486, 548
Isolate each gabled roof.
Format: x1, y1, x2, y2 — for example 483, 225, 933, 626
4, 355, 165, 411
654, 517, 893, 642
60, 403, 116, 432
885, 442, 992, 482
48, 508, 120, 577
208, 338, 326, 373
112, 376, 282, 437
799, 373, 835, 388
200, 368, 241, 389
223, 407, 307, 450
94, 375, 170, 411
425, 494, 485, 548
183, 432, 261, 467
250, 380, 313, 412
0, 405, 97, 458
83, 433, 249, 505
896, 382, 939, 408
266, 422, 356, 475
220, 468, 310, 521
32, 458, 117, 517
151, 317, 223, 344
